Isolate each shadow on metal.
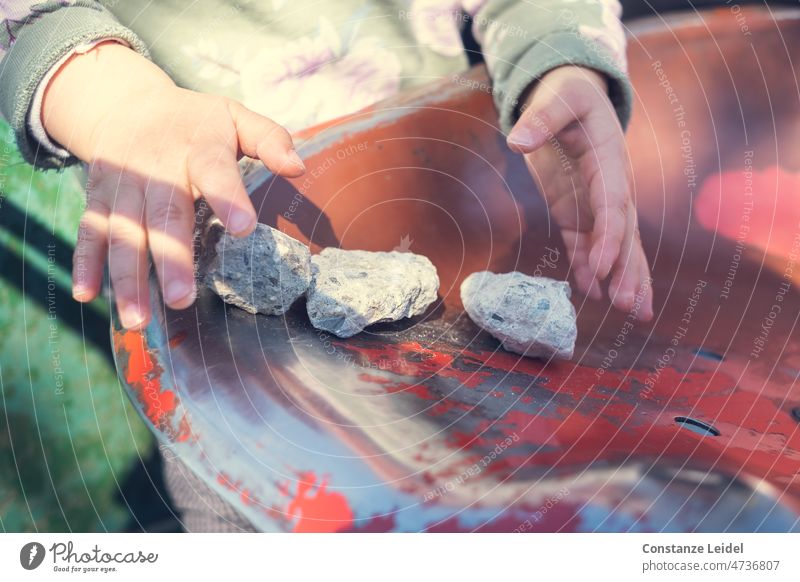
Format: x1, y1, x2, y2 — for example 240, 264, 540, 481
112, 7, 800, 532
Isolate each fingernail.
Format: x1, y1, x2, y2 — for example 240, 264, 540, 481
288, 149, 305, 170
507, 126, 539, 149
73, 285, 90, 301
229, 211, 255, 235
165, 280, 194, 305
121, 304, 146, 328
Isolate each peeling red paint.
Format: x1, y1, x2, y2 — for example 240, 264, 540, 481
241, 489, 258, 506
339, 340, 492, 388
114, 328, 196, 443
217, 471, 242, 491
357, 373, 394, 385
110, 15, 800, 532
115, 329, 177, 427
357, 370, 474, 416
430, 399, 473, 416
445, 431, 489, 449
358, 374, 436, 401
338, 337, 800, 491
175, 415, 194, 442
282, 471, 354, 533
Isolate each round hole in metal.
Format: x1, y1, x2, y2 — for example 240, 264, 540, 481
692, 348, 724, 361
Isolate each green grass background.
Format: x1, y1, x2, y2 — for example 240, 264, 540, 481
0, 119, 152, 531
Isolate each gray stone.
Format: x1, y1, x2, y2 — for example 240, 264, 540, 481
307, 248, 439, 338
202, 222, 311, 315
460, 271, 577, 360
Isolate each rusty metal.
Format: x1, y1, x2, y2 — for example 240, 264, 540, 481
113, 7, 800, 532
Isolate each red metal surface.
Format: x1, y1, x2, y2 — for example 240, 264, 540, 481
112, 7, 800, 532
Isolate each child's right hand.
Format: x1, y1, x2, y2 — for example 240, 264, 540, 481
42, 42, 305, 329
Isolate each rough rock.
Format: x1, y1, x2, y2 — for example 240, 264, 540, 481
307, 248, 439, 337
202, 222, 311, 315
460, 271, 577, 360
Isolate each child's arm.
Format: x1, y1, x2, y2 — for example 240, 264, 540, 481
42, 42, 304, 329
0, 1, 152, 170
1, 3, 304, 330
472, 0, 653, 320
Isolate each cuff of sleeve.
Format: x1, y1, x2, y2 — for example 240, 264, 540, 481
28, 38, 129, 164
494, 30, 633, 135
0, 6, 151, 171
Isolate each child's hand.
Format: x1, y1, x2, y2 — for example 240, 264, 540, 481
42, 43, 305, 329
507, 65, 654, 321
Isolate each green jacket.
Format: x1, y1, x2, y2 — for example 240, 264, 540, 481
0, 0, 632, 170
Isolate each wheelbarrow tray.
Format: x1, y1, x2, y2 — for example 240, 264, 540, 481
113, 7, 800, 532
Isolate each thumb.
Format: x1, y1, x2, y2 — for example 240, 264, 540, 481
228, 101, 306, 177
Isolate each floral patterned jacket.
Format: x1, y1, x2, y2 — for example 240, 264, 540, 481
0, 0, 631, 170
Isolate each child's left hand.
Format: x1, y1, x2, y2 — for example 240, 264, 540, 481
507, 65, 654, 321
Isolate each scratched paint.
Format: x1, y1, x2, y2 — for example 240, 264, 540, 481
114, 330, 176, 426
168, 330, 188, 348
335, 337, 800, 490
113, 329, 193, 442
110, 11, 800, 532
281, 471, 354, 532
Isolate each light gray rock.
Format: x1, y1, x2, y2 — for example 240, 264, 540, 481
202, 222, 311, 315
460, 271, 577, 360
307, 248, 439, 338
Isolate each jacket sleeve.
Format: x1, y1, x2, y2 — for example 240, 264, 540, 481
468, 0, 632, 134
0, 1, 150, 170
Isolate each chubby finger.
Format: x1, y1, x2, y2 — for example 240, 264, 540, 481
611, 249, 654, 322
609, 216, 654, 320
561, 230, 602, 300
145, 180, 196, 309
630, 226, 655, 321
228, 101, 305, 177
637, 249, 655, 321
583, 129, 630, 280
607, 205, 639, 312
107, 176, 150, 329
508, 84, 590, 154
188, 144, 256, 237
588, 198, 627, 281
73, 194, 110, 302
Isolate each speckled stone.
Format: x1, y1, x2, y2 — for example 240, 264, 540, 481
202, 222, 311, 315
461, 271, 577, 360
307, 248, 439, 338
